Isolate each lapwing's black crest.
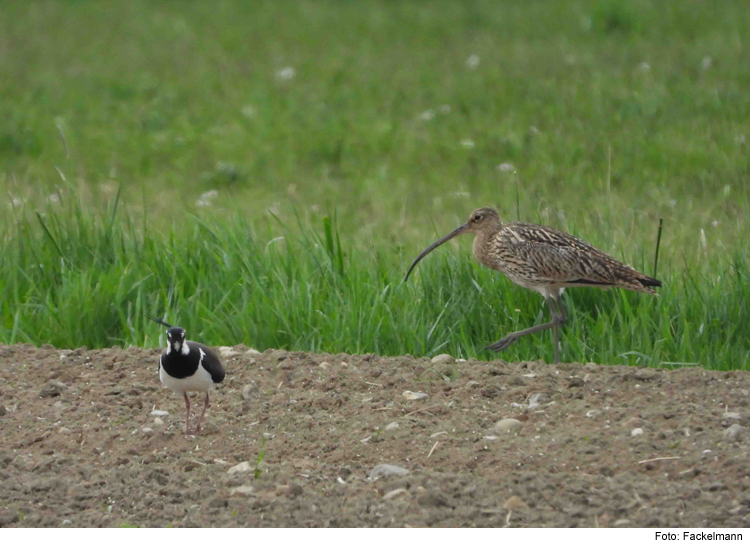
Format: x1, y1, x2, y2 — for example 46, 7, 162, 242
150, 315, 226, 435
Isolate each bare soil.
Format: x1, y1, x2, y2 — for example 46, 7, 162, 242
1, 343, 748, 528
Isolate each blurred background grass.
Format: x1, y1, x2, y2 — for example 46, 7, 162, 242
1, 0, 748, 368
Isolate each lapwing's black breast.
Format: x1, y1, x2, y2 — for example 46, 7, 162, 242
160, 349, 201, 379
188, 342, 226, 384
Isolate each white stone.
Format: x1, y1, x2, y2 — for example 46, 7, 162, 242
724, 424, 744, 441
631, 428, 644, 437
219, 346, 238, 357
431, 354, 455, 365
402, 391, 429, 401
230, 485, 255, 496
227, 461, 253, 475
383, 488, 409, 500
492, 419, 522, 434
369, 464, 410, 479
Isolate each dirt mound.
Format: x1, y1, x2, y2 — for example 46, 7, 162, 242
1, 344, 748, 527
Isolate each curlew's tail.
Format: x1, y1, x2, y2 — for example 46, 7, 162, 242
568, 268, 662, 295
618, 272, 662, 295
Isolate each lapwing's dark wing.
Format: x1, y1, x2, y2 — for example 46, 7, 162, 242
188, 342, 226, 384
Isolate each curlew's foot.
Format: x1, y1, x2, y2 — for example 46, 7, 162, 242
484, 333, 519, 352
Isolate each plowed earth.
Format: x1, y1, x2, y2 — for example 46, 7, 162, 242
1, 344, 748, 528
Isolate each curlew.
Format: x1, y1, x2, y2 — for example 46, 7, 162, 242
149, 316, 226, 435
404, 207, 661, 363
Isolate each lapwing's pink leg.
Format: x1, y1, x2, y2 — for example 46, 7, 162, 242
183, 393, 191, 436
193, 392, 210, 434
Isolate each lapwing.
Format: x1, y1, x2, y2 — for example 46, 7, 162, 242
405, 207, 661, 363
149, 316, 226, 435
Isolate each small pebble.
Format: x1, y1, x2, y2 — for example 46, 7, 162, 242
492, 419, 522, 434
218, 346, 238, 358
465, 380, 481, 388
634, 370, 659, 381
39, 381, 67, 398
53, 400, 68, 420
503, 495, 529, 511
385, 422, 400, 431
59, 427, 71, 434
369, 464, 410, 479
527, 393, 548, 410
723, 424, 744, 442
430, 431, 448, 438
229, 485, 254, 496
62, 519, 72, 526
246, 348, 261, 356
319, 362, 330, 370
402, 391, 429, 401
153, 418, 164, 426
150, 410, 169, 417
227, 461, 253, 475
631, 428, 644, 437
242, 384, 259, 400
431, 354, 455, 365
383, 488, 409, 500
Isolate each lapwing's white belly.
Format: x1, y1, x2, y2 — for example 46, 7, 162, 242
159, 362, 215, 394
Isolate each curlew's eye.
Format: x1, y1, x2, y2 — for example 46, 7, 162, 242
473, 214, 483, 222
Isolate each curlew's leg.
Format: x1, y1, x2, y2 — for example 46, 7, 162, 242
548, 296, 568, 365
193, 392, 210, 434
183, 393, 191, 436
547, 297, 560, 364
485, 321, 555, 352
485, 295, 569, 362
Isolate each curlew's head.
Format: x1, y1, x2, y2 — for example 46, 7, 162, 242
166, 326, 189, 356
404, 207, 501, 282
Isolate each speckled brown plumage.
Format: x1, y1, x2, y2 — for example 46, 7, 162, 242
404, 206, 662, 364
471, 212, 661, 297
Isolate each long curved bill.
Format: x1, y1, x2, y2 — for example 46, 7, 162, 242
404, 223, 468, 282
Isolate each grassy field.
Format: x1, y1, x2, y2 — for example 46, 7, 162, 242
1, 0, 748, 369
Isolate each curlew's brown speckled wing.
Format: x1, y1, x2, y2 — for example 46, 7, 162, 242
493, 223, 661, 294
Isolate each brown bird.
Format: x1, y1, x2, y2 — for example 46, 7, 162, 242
404, 207, 661, 363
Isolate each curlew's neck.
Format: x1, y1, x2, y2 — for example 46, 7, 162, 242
471, 218, 504, 270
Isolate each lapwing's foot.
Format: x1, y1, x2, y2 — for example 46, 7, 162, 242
484, 333, 519, 352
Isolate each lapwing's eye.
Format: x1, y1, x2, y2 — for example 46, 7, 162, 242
474, 214, 482, 221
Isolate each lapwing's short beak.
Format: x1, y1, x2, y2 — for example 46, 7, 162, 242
404, 223, 468, 282
173, 341, 181, 351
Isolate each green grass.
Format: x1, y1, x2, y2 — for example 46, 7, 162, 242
1, 0, 749, 369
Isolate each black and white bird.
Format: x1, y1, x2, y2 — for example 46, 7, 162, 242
149, 316, 226, 435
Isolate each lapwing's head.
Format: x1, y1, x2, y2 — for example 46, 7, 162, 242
166, 327, 188, 355
404, 207, 501, 282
